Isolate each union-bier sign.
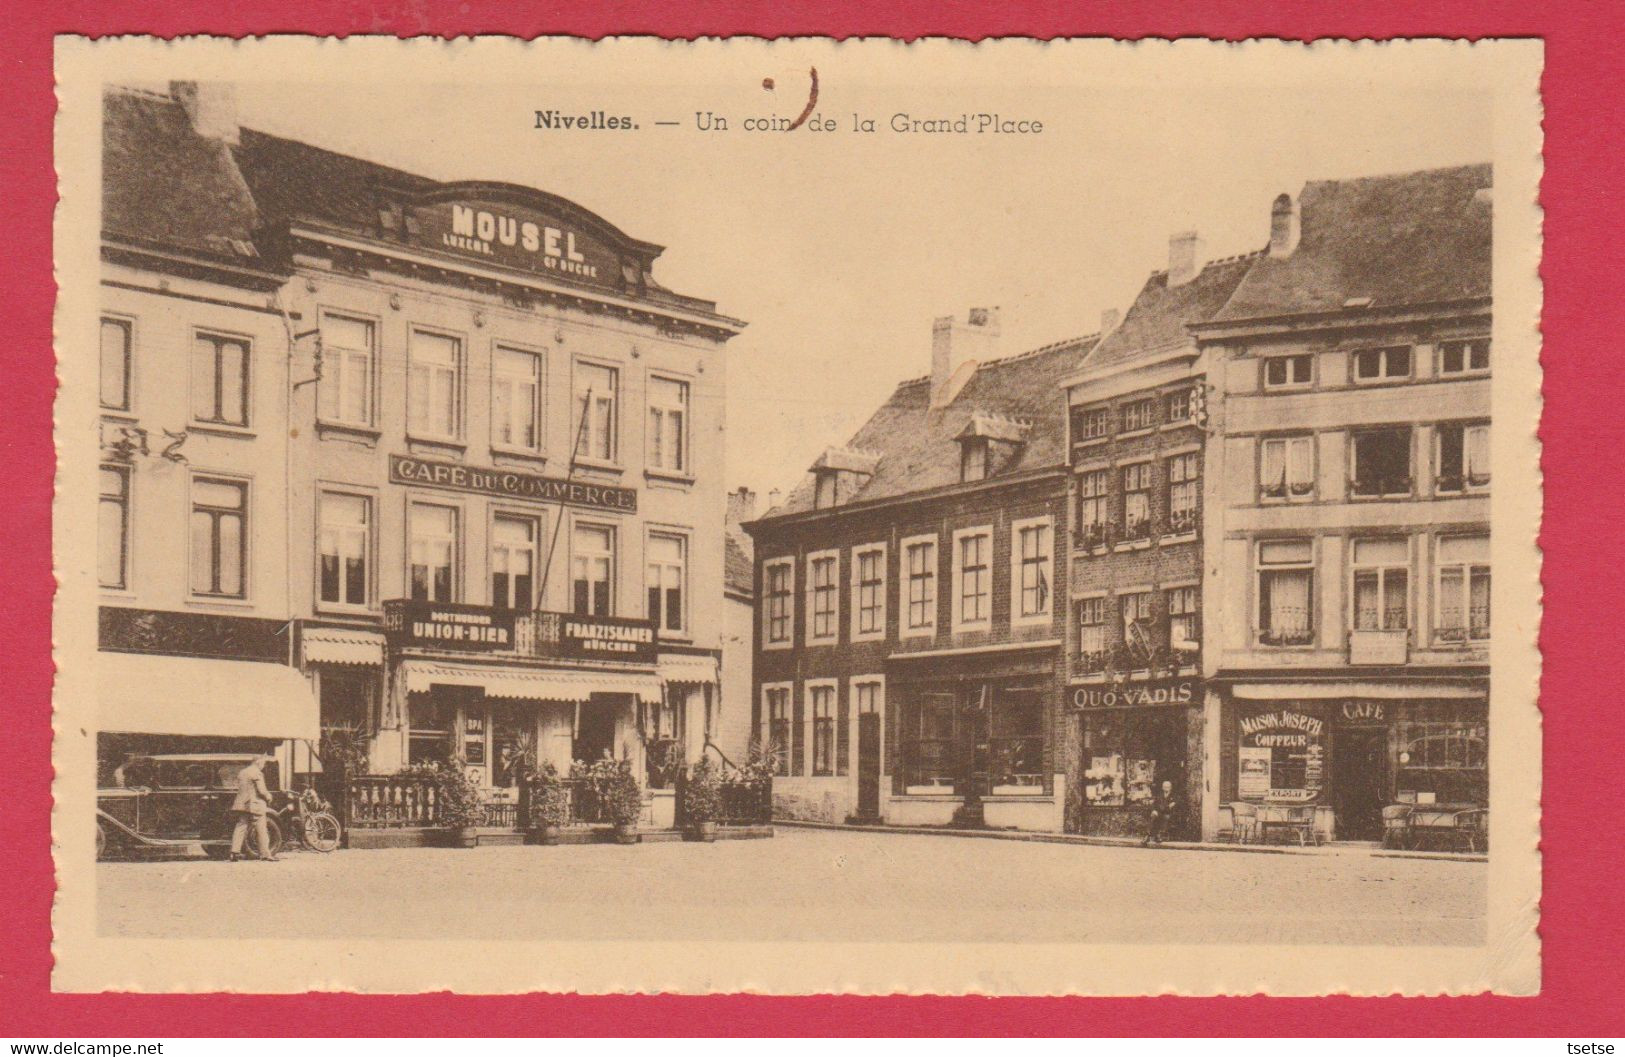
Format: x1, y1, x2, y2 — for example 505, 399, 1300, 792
390, 454, 637, 513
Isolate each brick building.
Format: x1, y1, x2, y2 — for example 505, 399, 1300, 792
746, 310, 1098, 831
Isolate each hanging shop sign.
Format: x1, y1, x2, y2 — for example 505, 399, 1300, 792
1237, 708, 1325, 802
386, 600, 516, 651
1071, 678, 1198, 710
390, 454, 638, 513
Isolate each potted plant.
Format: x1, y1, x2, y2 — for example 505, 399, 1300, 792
682, 756, 723, 842
527, 760, 569, 845
434, 759, 486, 848
597, 758, 644, 844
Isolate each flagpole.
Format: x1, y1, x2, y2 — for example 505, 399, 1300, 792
536, 387, 593, 608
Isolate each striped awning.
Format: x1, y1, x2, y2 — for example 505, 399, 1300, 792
399, 659, 662, 704
301, 626, 386, 667
658, 653, 719, 686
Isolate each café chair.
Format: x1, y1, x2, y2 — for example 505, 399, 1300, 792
1229, 801, 1259, 844
1381, 804, 1414, 850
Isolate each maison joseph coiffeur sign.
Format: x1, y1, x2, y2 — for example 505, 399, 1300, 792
390, 454, 638, 513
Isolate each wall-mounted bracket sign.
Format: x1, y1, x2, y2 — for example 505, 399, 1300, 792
385, 600, 515, 651
390, 454, 637, 513
1070, 678, 1198, 710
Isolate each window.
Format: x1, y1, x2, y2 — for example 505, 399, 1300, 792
763, 559, 794, 645
491, 514, 538, 610
854, 679, 882, 715
852, 544, 886, 640
807, 552, 839, 642
1257, 539, 1314, 645
1166, 452, 1200, 534
1167, 586, 1199, 655
903, 537, 937, 634
1263, 354, 1312, 389
98, 465, 129, 589
318, 492, 370, 608
813, 472, 838, 510
810, 684, 835, 776
1121, 398, 1156, 433
990, 688, 1044, 793
408, 329, 462, 439
1436, 534, 1490, 643
902, 693, 958, 793
571, 523, 615, 616
953, 529, 992, 629
191, 332, 250, 427
1437, 423, 1491, 493
960, 439, 989, 482
492, 346, 542, 450
317, 314, 375, 427
1012, 518, 1052, 623
1351, 538, 1410, 631
1353, 345, 1413, 382
1077, 597, 1107, 671
1350, 427, 1413, 497
1074, 406, 1109, 442
764, 686, 791, 776
646, 532, 686, 633
573, 361, 619, 462
647, 376, 689, 473
1077, 468, 1109, 548
1260, 436, 1315, 500
408, 503, 458, 602
1165, 388, 1191, 424
100, 318, 132, 411
1120, 591, 1154, 664
407, 695, 451, 768
1121, 463, 1152, 540
1439, 338, 1491, 376
190, 477, 247, 598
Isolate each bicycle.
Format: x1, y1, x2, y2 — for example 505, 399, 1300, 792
275, 786, 343, 853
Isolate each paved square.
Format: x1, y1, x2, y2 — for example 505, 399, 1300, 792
98, 827, 1486, 946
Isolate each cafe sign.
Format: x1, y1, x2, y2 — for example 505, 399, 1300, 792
1071, 678, 1198, 710
387, 600, 515, 652
390, 454, 638, 513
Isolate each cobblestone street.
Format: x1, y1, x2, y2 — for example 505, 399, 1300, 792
99, 828, 1486, 946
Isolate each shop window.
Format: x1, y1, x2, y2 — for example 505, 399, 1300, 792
809, 684, 836, 776
1351, 537, 1410, 631
763, 559, 794, 645
319, 669, 374, 739
1438, 337, 1491, 377
1083, 710, 1188, 809
1073, 405, 1109, 443
98, 464, 130, 590
407, 695, 451, 767
1166, 452, 1200, 534
318, 492, 371, 608
952, 528, 992, 630
407, 329, 462, 440
491, 707, 530, 789
1257, 539, 1314, 646
990, 689, 1044, 794
1076, 468, 1108, 549
1436, 423, 1491, 494
492, 345, 542, 451
1121, 398, 1156, 433
1166, 586, 1199, 656
491, 514, 538, 610
191, 331, 250, 427
1350, 427, 1413, 497
806, 552, 839, 642
1263, 354, 1312, 390
1353, 345, 1413, 382
100, 317, 132, 411
1237, 707, 1326, 802
1077, 597, 1108, 672
1012, 519, 1052, 623
1398, 706, 1487, 805
764, 686, 791, 777
642, 693, 684, 789
1165, 388, 1191, 424
318, 314, 376, 428
902, 537, 937, 634
1259, 435, 1314, 501
647, 376, 689, 473
571, 523, 615, 616
1121, 463, 1153, 540
645, 532, 686, 633
901, 693, 958, 794
190, 477, 248, 599
852, 544, 886, 640
408, 503, 459, 603
1436, 534, 1491, 643
573, 360, 619, 463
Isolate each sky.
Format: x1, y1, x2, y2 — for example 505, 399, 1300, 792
208, 41, 1495, 507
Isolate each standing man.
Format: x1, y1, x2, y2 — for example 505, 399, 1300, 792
1142, 778, 1177, 847
229, 753, 279, 862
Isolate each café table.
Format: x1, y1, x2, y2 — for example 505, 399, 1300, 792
1401, 802, 1481, 850
1255, 802, 1318, 846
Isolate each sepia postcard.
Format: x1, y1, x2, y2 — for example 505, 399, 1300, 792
52, 35, 1544, 996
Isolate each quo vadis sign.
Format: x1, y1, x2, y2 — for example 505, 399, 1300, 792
412, 201, 624, 290
390, 454, 637, 513
1071, 679, 1197, 710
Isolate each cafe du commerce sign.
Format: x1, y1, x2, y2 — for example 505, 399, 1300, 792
411, 200, 625, 291
390, 454, 638, 513
1071, 678, 1198, 710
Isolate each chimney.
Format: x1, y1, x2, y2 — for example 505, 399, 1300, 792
726, 486, 758, 527
169, 81, 239, 145
766, 488, 783, 513
1167, 230, 1204, 287
930, 307, 1001, 409
1100, 307, 1121, 334
1269, 193, 1300, 257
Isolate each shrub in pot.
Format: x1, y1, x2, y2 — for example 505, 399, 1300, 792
527, 760, 569, 845
597, 758, 644, 844
434, 760, 486, 848
682, 756, 723, 842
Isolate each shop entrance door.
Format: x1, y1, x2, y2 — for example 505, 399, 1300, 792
1332, 727, 1388, 841
856, 711, 881, 819
574, 698, 617, 764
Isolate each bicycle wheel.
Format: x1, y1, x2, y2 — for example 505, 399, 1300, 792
302, 811, 341, 853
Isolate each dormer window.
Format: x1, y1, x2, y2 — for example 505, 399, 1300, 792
814, 471, 838, 510
955, 411, 1030, 485
809, 447, 881, 510
961, 438, 990, 482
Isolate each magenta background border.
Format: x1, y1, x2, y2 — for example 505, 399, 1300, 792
3, 1, 1621, 1037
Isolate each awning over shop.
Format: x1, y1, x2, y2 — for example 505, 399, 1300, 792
301, 626, 386, 667
97, 651, 320, 741
399, 659, 662, 704
658, 653, 719, 686
1231, 681, 1485, 701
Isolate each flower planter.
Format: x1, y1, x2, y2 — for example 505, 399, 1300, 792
447, 825, 479, 848
686, 821, 719, 843
533, 824, 563, 846
612, 823, 641, 845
